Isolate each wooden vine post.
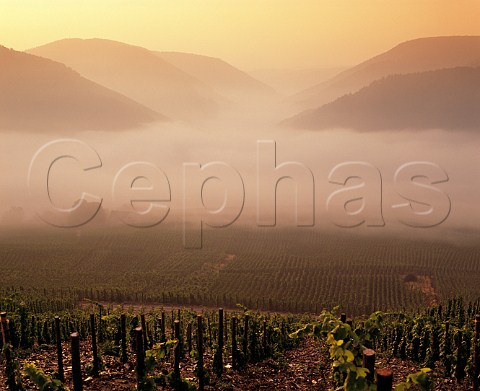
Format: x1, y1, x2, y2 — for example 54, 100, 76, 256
362, 348, 375, 382
140, 314, 148, 351
71, 332, 83, 391
376, 368, 393, 391
197, 315, 205, 391
121, 313, 128, 363
224, 313, 228, 344
187, 321, 192, 354
455, 330, 463, 381
54, 316, 64, 382
90, 314, 99, 377
161, 311, 166, 342
135, 326, 145, 386
243, 314, 249, 360
474, 314, 480, 391
263, 319, 268, 356
218, 308, 224, 361
174, 320, 181, 377
1, 312, 10, 344
231, 316, 238, 370
1, 312, 15, 389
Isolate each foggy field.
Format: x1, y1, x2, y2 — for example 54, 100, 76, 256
1, 226, 479, 316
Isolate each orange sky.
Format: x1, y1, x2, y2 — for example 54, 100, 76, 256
1, 0, 480, 70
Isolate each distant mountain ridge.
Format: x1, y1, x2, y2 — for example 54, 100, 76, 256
28, 39, 223, 122
0, 46, 163, 132
284, 67, 480, 131
290, 36, 480, 110
5, 35, 479, 133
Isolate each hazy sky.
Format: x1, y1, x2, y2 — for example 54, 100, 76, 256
2, 0, 480, 70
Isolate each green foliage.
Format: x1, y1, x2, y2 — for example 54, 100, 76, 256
100, 340, 120, 356
395, 368, 432, 391
291, 310, 382, 390
292, 310, 433, 390
166, 371, 196, 391
3, 344, 24, 391
137, 377, 157, 391
24, 362, 69, 391
137, 371, 196, 391
137, 339, 181, 388
146, 338, 178, 369
85, 353, 105, 376
341, 368, 375, 391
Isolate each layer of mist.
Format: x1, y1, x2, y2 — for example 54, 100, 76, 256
2, 116, 479, 245
2, 35, 480, 247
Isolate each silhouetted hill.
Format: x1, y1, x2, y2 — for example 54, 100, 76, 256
290, 36, 480, 109
284, 67, 480, 131
28, 39, 222, 122
156, 51, 279, 103
0, 46, 162, 132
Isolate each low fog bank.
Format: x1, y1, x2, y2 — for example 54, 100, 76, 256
1, 112, 480, 246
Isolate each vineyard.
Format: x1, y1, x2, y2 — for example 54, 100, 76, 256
0, 293, 479, 390
1, 226, 480, 389
0, 226, 479, 315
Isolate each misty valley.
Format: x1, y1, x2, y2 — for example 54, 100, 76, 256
0, 16, 479, 391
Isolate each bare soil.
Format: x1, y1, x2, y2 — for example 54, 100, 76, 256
1, 337, 473, 390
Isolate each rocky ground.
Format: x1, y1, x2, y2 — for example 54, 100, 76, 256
0, 338, 473, 390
